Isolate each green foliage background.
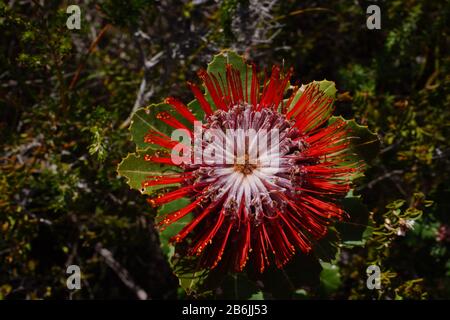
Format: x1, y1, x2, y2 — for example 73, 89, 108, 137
0, 0, 449, 299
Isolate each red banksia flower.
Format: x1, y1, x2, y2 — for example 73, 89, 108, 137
120, 52, 365, 274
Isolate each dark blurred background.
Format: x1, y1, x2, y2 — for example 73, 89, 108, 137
0, 0, 449, 299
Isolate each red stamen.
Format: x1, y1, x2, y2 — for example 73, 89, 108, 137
187, 81, 214, 116
164, 97, 198, 124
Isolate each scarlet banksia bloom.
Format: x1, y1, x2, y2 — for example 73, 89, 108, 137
141, 56, 361, 273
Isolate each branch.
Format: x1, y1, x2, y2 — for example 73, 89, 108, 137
69, 24, 111, 90
356, 170, 404, 192
118, 39, 162, 129
95, 243, 150, 300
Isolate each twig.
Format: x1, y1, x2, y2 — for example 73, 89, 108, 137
118, 78, 152, 130
95, 243, 150, 300
65, 242, 78, 267
380, 138, 404, 154
356, 170, 404, 191
274, 7, 335, 22
69, 24, 111, 90
118, 38, 162, 129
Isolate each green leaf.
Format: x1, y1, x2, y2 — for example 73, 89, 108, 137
178, 270, 209, 297
130, 103, 193, 151
288, 79, 337, 113
117, 149, 181, 195
205, 50, 253, 107
157, 198, 192, 257
170, 255, 243, 298
219, 274, 262, 300
329, 116, 380, 164
171, 254, 210, 297
337, 196, 370, 247
249, 291, 264, 300
293, 289, 308, 299
254, 254, 322, 299
346, 118, 380, 163
314, 227, 340, 263
187, 99, 206, 123
320, 262, 342, 295
170, 265, 263, 299
315, 79, 337, 98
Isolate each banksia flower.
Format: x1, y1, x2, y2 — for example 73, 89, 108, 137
121, 52, 364, 273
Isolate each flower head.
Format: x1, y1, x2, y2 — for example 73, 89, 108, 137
138, 54, 361, 273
